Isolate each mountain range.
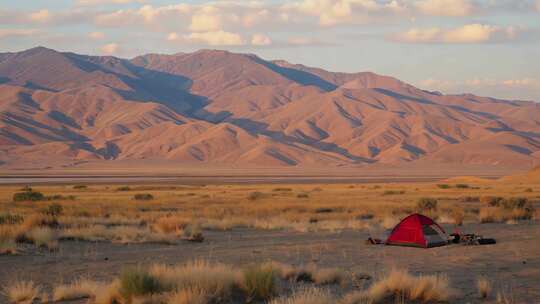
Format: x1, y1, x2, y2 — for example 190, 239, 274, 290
1, 47, 539, 169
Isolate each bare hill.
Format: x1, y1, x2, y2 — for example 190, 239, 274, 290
1, 47, 539, 169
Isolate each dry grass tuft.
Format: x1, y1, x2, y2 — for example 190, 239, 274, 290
367, 269, 452, 303
149, 260, 240, 301
53, 279, 104, 301
3, 280, 41, 304
0, 226, 17, 255
152, 216, 189, 234
94, 279, 122, 304
269, 287, 334, 304
311, 267, 346, 285
477, 277, 491, 299
26, 227, 58, 250
241, 263, 277, 301
167, 288, 208, 304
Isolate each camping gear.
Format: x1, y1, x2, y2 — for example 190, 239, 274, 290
386, 214, 448, 248
451, 233, 496, 246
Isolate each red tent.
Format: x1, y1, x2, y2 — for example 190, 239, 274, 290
386, 214, 448, 248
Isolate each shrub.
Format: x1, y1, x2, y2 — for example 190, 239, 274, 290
248, 191, 265, 201
241, 264, 277, 301
383, 190, 405, 195
480, 196, 504, 207
45, 203, 63, 217
455, 184, 470, 189
0, 213, 24, 225
437, 184, 451, 189
119, 268, 164, 300
134, 193, 154, 201
297, 193, 309, 198
53, 279, 104, 302
269, 287, 334, 304
117, 186, 132, 191
272, 188, 292, 192
3, 280, 41, 304
451, 207, 465, 226
13, 189, 45, 202
417, 198, 438, 211
460, 196, 480, 202
46, 194, 76, 201
502, 197, 529, 209
73, 185, 88, 190
524, 188, 533, 193
477, 277, 491, 299
367, 269, 452, 303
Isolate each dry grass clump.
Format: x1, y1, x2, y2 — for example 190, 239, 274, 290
152, 216, 189, 234
269, 287, 334, 304
119, 267, 165, 302
0, 226, 17, 255
53, 279, 104, 301
417, 197, 438, 212
311, 267, 346, 285
167, 288, 208, 304
477, 277, 491, 299
94, 280, 122, 304
241, 263, 278, 301
149, 260, 240, 301
61, 225, 177, 244
367, 269, 452, 303
26, 227, 58, 250
479, 197, 535, 223
3, 280, 41, 303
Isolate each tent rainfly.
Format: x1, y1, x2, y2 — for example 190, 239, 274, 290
386, 213, 448, 248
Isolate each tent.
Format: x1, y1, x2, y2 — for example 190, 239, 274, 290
386, 214, 448, 248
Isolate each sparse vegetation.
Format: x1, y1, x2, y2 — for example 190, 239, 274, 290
241, 263, 277, 301
417, 197, 438, 211
119, 267, 164, 301
3, 280, 41, 303
248, 191, 265, 201
477, 277, 491, 299
134, 193, 154, 201
382, 190, 405, 195
13, 188, 45, 202
437, 184, 451, 189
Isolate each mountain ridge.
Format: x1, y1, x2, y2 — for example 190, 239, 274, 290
0, 47, 539, 169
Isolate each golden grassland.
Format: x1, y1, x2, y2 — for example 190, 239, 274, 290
0, 179, 538, 252
1, 178, 539, 303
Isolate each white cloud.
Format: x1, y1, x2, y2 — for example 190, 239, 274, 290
167, 32, 179, 41
189, 6, 222, 32
89, 31, 105, 39
185, 30, 245, 46
29, 9, 51, 23
393, 24, 523, 44
0, 29, 39, 39
251, 33, 272, 46
415, 0, 473, 17
419, 77, 540, 101
283, 0, 384, 26
76, 0, 143, 6
100, 43, 120, 55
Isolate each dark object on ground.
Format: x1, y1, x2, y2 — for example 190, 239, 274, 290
478, 238, 496, 245
365, 237, 383, 245
183, 233, 204, 243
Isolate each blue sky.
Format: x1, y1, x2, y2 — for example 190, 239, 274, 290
1, 0, 539, 101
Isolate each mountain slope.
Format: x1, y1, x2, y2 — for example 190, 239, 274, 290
0, 47, 539, 169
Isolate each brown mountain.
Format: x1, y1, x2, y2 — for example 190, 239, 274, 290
1, 47, 539, 169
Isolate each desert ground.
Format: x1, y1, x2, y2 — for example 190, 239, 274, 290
1, 173, 539, 303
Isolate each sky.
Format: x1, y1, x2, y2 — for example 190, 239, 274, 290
1, 0, 539, 101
